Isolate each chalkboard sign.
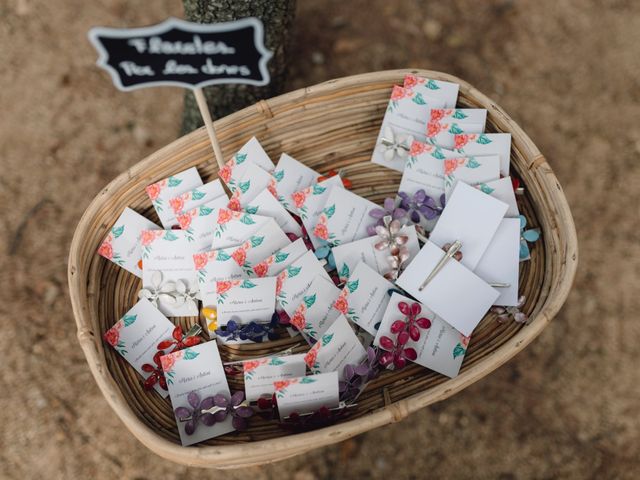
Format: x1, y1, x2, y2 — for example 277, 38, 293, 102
88, 17, 272, 91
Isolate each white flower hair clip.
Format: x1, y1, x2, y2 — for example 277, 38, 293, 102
138, 271, 199, 310
379, 126, 413, 162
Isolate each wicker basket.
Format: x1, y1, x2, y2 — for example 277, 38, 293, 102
68, 69, 578, 468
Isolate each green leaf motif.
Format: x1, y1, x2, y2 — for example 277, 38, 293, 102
240, 214, 256, 225
199, 206, 213, 216
241, 280, 256, 289
287, 265, 302, 278
273, 170, 284, 182
324, 204, 336, 219
300, 377, 316, 384
347, 279, 359, 293
245, 205, 259, 215
466, 158, 481, 169
321, 333, 334, 347
412, 92, 426, 105
479, 184, 495, 194
452, 110, 468, 120
304, 293, 317, 308
235, 153, 247, 164
477, 134, 492, 144
167, 176, 182, 188
192, 190, 206, 200
432, 148, 445, 160
449, 124, 463, 134
250, 236, 264, 248
239, 180, 251, 194
339, 263, 350, 279
123, 314, 137, 327
426, 79, 440, 90
183, 349, 199, 360
312, 185, 326, 195
269, 358, 285, 366
111, 225, 125, 238
217, 251, 231, 261
453, 343, 466, 359
274, 252, 289, 263
164, 231, 178, 241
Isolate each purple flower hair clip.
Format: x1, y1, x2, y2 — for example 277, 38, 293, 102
367, 197, 407, 236
398, 190, 445, 223
174, 390, 254, 434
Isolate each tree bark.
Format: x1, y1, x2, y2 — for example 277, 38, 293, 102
181, 0, 296, 134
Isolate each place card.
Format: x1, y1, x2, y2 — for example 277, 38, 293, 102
146, 166, 203, 228
312, 188, 378, 246
289, 275, 341, 342
371, 85, 446, 172
161, 342, 234, 446
475, 218, 520, 306
429, 181, 508, 270
97, 207, 160, 278
103, 298, 175, 397
333, 262, 395, 335
141, 229, 198, 317
291, 175, 344, 248
218, 136, 274, 193
227, 162, 278, 211
216, 277, 277, 326
210, 209, 272, 250
243, 354, 307, 402
276, 249, 332, 314
176, 195, 230, 253
454, 133, 512, 177
374, 293, 470, 378
425, 108, 487, 149
274, 371, 340, 420
332, 225, 420, 281
168, 180, 226, 217
403, 74, 459, 108
272, 153, 319, 212
400, 140, 460, 200
304, 314, 367, 381
244, 188, 302, 236
443, 155, 501, 201
249, 238, 308, 278
396, 240, 499, 336
475, 177, 519, 217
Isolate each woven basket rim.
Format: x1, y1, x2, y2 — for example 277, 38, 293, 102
68, 68, 578, 468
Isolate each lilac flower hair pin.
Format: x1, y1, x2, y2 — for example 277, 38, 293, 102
367, 197, 407, 236
398, 190, 445, 224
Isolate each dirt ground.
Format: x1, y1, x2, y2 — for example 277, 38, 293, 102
1, 0, 639, 478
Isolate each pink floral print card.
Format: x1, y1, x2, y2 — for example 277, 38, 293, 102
210, 208, 272, 250
243, 354, 306, 403
218, 136, 275, 193
288, 275, 341, 344
274, 371, 340, 420
216, 277, 277, 327
161, 341, 235, 446
226, 162, 278, 211
145, 166, 203, 228
103, 298, 175, 397
442, 155, 501, 202
403, 74, 460, 109
249, 238, 308, 278
426, 108, 487, 149
97, 207, 160, 278
244, 188, 302, 237
167, 180, 227, 217
175, 195, 230, 253
272, 153, 319, 212
454, 133, 512, 177
374, 292, 470, 378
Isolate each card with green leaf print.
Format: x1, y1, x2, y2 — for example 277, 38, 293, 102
244, 188, 302, 236
454, 133, 512, 177
275, 249, 332, 315
272, 153, 319, 212
175, 195, 230, 253
426, 108, 487, 149
274, 371, 340, 420
249, 238, 308, 278
289, 275, 342, 344
403, 74, 460, 108
167, 180, 227, 217
226, 161, 279, 211
442, 155, 501, 202
216, 277, 276, 326
145, 166, 203, 228
210, 208, 273, 250
243, 354, 307, 402
474, 177, 519, 217
218, 136, 275, 193
103, 298, 175, 397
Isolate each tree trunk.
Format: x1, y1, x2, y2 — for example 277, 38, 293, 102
181, 0, 296, 134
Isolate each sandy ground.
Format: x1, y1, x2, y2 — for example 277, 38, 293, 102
1, 0, 639, 478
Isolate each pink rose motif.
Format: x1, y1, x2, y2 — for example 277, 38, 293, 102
193, 252, 209, 270
430, 109, 446, 123
217, 280, 238, 295
291, 190, 308, 209
140, 230, 158, 246
333, 292, 349, 315
460, 335, 470, 347
267, 180, 278, 198
219, 163, 233, 183
454, 134, 475, 150
177, 212, 193, 230
274, 379, 294, 392
276, 273, 285, 295
146, 183, 162, 201
243, 360, 261, 373
444, 158, 464, 176
427, 121, 444, 138
160, 350, 183, 372
227, 195, 241, 212
290, 305, 306, 330
304, 345, 319, 369
231, 247, 247, 266
217, 208, 234, 225
404, 74, 418, 89
313, 218, 329, 240
103, 324, 121, 347
409, 140, 430, 157
169, 196, 185, 215
97, 240, 113, 260
391, 85, 411, 101
253, 261, 269, 277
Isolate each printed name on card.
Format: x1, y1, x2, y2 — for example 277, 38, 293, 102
97, 207, 161, 278
243, 354, 307, 402
274, 371, 340, 420
216, 277, 277, 326
146, 166, 203, 228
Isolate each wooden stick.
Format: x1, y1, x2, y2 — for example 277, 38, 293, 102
193, 87, 225, 169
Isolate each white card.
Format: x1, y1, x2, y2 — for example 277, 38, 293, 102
168, 180, 226, 217
244, 188, 302, 236
429, 182, 508, 270
443, 155, 501, 201
312, 188, 378, 246
272, 153, 319, 212
332, 225, 420, 281
102, 298, 175, 397
227, 162, 278, 211
426, 108, 487, 149
276, 249, 332, 314
475, 177, 519, 217
289, 275, 341, 342
304, 314, 367, 380
475, 218, 520, 306
249, 238, 308, 278
243, 354, 307, 402
396, 241, 499, 336
141, 230, 198, 317
161, 342, 234, 446
374, 293, 470, 378
333, 262, 395, 335
218, 136, 274, 192
146, 166, 203, 228
216, 277, 276, 326
97, 207, 161, 278
403, 74, 459, 108
275, 371, 340, 420
400, 140, 460, 200
176, 196, 230, 253
210, 209, 272, 250
454, 133, 512, 177
292, 176, 344, 248
371, 85, 446, 172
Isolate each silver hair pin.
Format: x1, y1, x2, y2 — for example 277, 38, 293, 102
418, 240, 462, 291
